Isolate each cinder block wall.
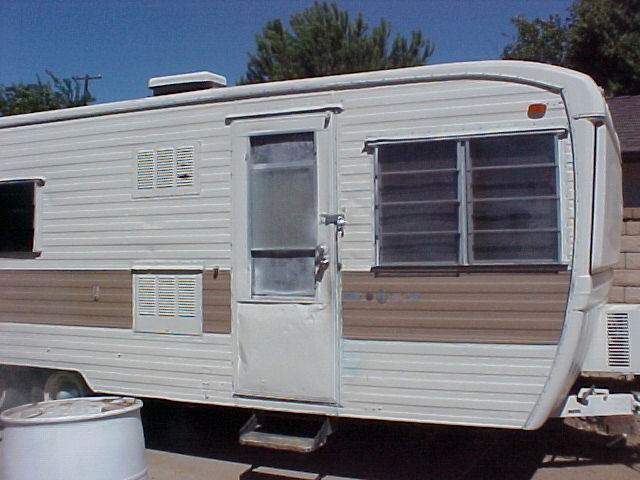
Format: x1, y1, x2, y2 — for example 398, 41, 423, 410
610, 208, 640, 303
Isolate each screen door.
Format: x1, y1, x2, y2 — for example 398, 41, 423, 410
231, 113, 338, 403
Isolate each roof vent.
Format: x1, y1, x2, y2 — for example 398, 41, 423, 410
148, 71, 227, 96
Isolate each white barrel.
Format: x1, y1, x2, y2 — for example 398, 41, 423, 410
0, 396, 147, 480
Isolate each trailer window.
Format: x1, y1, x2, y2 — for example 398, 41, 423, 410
0, 180, 41, 256
375, 133, 560, 266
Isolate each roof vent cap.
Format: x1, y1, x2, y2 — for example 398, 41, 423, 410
148, 71, 227, 96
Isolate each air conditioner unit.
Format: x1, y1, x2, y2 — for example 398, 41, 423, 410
581, 304, 640, 375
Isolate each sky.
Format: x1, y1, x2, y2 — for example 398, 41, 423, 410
1, 0, 573, 104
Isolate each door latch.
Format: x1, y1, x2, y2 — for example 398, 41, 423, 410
315, 244, 330, 283
321, 213, 346, 237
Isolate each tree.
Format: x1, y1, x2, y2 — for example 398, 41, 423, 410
501, 14, 569, 65
0, 70, 96, 116
502, 0, 640, 96
241, 1, 434, 84
567, 0, 640, 97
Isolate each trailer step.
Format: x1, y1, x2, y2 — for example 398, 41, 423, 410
239, 412, 333, 453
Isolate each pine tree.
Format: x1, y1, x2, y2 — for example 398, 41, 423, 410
240, 2, 434, 84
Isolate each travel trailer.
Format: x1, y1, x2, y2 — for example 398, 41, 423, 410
1, 60, 637, 450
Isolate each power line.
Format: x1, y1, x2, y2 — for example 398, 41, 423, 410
72, 74, 102, 91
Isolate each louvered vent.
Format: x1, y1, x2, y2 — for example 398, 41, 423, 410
136, 150, 155, 190
136, 274, 198, 318
135, 146, 196, 194
607, 312, 631, 368
134, 272, 202, 335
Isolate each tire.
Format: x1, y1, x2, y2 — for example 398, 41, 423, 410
43, 371, 89, 401
0, 387, 28, 411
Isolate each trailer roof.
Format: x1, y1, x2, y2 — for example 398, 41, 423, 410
0, 60, 606, 129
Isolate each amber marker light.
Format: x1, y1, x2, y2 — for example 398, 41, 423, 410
528, 103, 547, 119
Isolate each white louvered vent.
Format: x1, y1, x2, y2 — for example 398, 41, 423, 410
607, 312, 631, 368
134, 273, 202, 335
136, 150, 155, 190
135, 146, 196, 195
176, 146, 196, 187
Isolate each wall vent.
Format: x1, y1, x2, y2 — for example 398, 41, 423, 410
134, 273, 202, 335
135, 145, 197, 196
606, 312, 631, 368
148, 71, 227, 96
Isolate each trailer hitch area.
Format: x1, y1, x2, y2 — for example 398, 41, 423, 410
577, 386, 609, 405
556, 386, 640, 418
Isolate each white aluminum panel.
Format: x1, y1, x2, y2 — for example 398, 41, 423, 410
591, 123, 623, 273
341, 340, 557, 428
582, 304, 640, 374
0, 322, 233, 403
235, 302, 337, 403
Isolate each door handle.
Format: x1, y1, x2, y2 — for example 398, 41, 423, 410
315, 244, 330, 283
321, 213, 346, 237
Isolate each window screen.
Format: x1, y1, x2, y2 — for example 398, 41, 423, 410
469, 135, 558, 262
377, 141, 459, 264
0, 180, 38, 254
248, 132, 317, 297
376, 133, 560, 266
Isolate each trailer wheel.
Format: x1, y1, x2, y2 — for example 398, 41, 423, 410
43, 371, 89, 401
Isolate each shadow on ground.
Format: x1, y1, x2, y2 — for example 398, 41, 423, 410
141, 399, 640, 480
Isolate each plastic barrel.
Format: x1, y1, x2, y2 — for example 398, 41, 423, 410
0, 396, 147, 480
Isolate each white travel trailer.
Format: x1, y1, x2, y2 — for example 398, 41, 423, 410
0, 61, 637, 449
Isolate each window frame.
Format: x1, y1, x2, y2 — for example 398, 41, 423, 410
0, 178, 44, 258
372, 131, 566, 271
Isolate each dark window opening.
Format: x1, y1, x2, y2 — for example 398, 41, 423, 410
0, 180, 38, 254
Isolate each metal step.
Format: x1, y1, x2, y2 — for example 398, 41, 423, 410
239, 412, 333, 453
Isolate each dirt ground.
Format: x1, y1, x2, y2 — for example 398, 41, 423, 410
141, 399, 640, 480
2, 396, 639, 479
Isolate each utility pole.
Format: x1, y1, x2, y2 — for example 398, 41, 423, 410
73, 74, 102, 92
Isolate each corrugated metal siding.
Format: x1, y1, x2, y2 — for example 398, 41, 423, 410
0, 105, 232, 269
341, 340, 557, 428
0, 322, 233, 403
342, 272, 569, 344
0, 269, 232, 333
0, 81, 570, 272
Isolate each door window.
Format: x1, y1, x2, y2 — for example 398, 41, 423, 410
248, 132, 317, 297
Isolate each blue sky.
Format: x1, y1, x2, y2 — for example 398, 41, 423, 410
1, 0, 572, 104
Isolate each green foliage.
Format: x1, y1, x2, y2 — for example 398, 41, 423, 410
241, 1, 434, 84
502, 0, 640, 96
502, 15, 569, 65
0, 70, 96, 116
568, 0, 640, 96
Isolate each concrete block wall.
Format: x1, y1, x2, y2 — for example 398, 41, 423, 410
611, 208, 640, 303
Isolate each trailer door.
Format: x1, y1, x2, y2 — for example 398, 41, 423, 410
230, 112, 339, 403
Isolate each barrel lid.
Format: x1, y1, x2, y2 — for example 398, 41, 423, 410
0, 396, 142, 425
